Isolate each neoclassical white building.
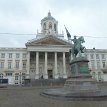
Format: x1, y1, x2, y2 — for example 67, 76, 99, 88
85, 49, 107, 81
0, 12, 107, 84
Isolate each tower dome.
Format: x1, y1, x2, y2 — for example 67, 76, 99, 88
41, 12, 58, 35
41, 11, 55, 22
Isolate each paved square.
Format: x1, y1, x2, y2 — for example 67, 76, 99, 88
0, 86, 107, 107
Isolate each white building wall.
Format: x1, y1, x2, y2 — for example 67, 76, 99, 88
103, 74, 107, 81
1, 47, 107, 84
85, 49, 107, 81
0, 48, 27, 84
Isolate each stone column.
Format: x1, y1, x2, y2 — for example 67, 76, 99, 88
19, 54, 23, 70
99, 54, 102, 69
54, 52, 58, 79
63, 52, 67, 78
26, 52, 30, 79
94, 53, 97, 70
44, 52, 48, 79
35, 52, 39, 79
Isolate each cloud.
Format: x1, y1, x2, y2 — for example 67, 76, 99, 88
0, 0, 107, 49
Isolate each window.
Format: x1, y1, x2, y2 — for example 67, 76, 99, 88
98, 72, 102, 80
16, 61, 19, 69
8, 62, 12, 69
23, 53, 26, 58
9, 53, 12, 58
43, 23, 46, 30
48, 53, 54, 59
16, 53, 20, 58
15, 73, 19, 80
0, 62, 4, 68
54, 24, 56, 31
23, 61, 26, 69
31, 70, 35, 72
49, 22, 52, 29
102, 61, 105, 68
85, 54, 88, 59
0, 73, 3, 79
92, 72, 96, 79
91, 60, 95, 69
101, 54, 105, 59
39, 53, 44, 59
1, 53, 5, 58
90, 54, 94, 59
97, 61, 100, 69
22, 73, 25, 80
96, 54, 99, 59
6, 73, 12, 76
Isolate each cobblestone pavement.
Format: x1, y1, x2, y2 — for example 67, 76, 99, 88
0, 86, 107, 107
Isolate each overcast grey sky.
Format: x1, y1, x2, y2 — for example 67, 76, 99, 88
0, 0, 107, 49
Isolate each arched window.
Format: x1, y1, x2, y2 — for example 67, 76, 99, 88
49, 22, 52, 29
54, 24, 56, 31
43, 23, 46, 30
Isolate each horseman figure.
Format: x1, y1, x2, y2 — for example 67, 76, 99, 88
64, 26, 85, 59
69, 36, 85, 58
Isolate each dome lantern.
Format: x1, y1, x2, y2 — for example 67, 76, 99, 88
41, 12, 58, 35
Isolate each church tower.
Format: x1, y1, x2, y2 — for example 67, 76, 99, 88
41, 11, 58, 35
36, 12, 64, 39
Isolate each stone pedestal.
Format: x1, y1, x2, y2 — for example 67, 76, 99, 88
70, 57, 90, 77
64, 57, 99, 93
41, 57, 107, 100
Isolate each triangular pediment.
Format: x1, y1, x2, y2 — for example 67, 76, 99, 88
26, 35, 71, 46
35, 37, 66, 45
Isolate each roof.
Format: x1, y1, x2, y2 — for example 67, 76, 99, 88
41, 12, 56, 22
26, 35, 71, 46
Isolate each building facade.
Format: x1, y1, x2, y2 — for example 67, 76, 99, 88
0, 12, 107, 84
85, 49, 107, 81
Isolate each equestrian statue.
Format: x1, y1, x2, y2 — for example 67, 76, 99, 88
70, 36, 85, 58
65, 26, 85, 58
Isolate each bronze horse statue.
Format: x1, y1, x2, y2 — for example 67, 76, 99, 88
69, 36, 85, 58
